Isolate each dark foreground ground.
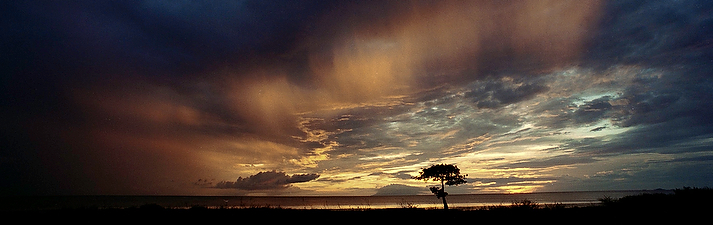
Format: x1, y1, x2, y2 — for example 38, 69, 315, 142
1, 205, 708, 224
3, 187, 710, 224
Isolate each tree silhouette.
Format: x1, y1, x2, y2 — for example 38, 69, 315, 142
413, 164, 467, 210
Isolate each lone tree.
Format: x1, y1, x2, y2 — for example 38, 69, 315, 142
413, 164, 467, 210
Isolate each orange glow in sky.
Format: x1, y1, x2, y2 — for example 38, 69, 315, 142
4, 0, 712, 196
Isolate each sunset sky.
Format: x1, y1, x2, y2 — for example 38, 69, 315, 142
2, 0, 713, 196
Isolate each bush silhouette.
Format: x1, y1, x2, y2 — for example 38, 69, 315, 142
511, 199, 539, 210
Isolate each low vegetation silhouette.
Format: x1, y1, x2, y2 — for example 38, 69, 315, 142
3, 186, 711, 223
597, 186, 712, 210
412, 164, 467, 210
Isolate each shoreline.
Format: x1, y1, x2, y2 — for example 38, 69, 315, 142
0, 189, 669, 211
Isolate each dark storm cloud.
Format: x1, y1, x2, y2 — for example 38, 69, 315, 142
563, 69, 713, 156
2, 1, 332, 76
610, 72, 712, 129
464, 77, 549, 109
593, 121, 713, 156
1, 0, 333, 127
573, 97, 613, 125
532, 97, 606, 129
1, 0, 331, 132
1, 0, 336, 195
586, 0, 713, 67
215, 171, 319, 191
666, 155, 713, 163
568, 0, 713, 159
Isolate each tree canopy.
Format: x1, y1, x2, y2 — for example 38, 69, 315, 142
413, 164, 467, 185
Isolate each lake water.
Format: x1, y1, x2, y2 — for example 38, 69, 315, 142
1, 190, 673, 210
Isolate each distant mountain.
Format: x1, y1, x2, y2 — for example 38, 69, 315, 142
373, 184, 423, 196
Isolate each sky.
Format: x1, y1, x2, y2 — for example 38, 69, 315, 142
1, 0, 713, 196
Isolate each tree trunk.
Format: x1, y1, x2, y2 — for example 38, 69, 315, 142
441, 180, 448, 210
442, 196, 448, 210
